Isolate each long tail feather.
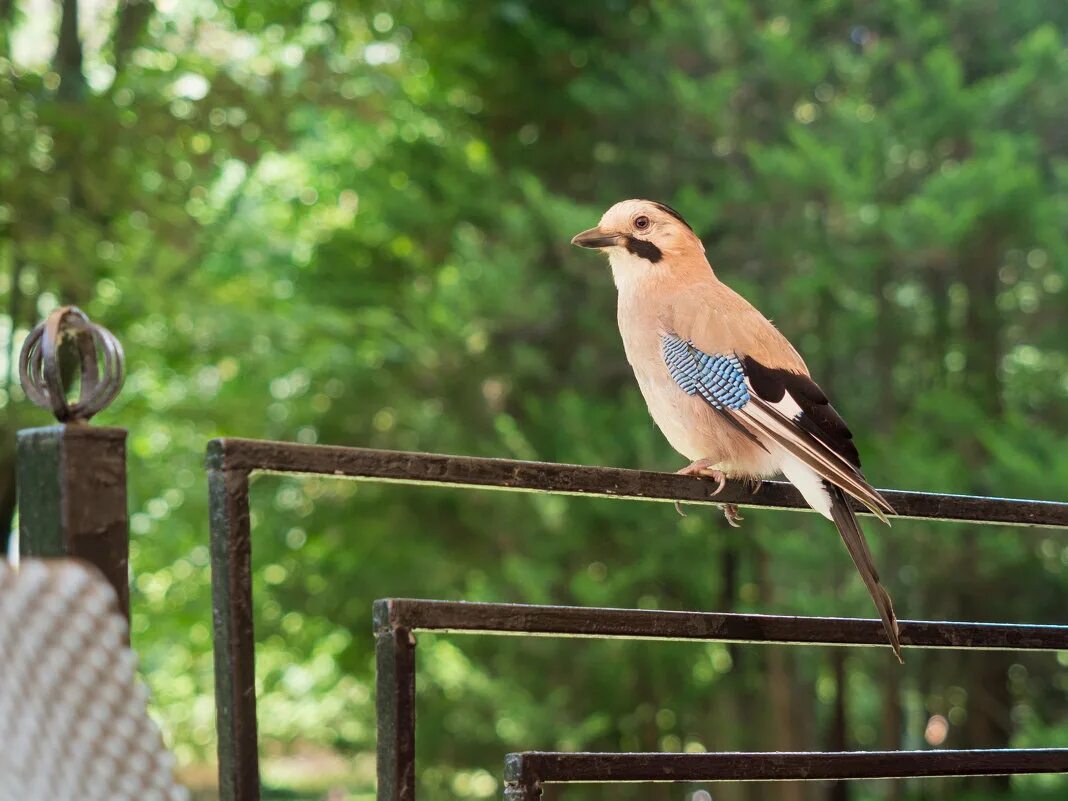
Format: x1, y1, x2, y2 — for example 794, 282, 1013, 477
827, 484, 903, 663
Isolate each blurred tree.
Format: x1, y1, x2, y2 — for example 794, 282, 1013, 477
2, 1, 1067, 800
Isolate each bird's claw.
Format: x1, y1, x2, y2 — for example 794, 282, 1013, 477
676, 461, 737, 521
706, 470, 727, 496
676, 460, 727, 496
723, 503, 743, 528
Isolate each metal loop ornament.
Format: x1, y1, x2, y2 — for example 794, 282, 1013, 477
18, 306, 125, 423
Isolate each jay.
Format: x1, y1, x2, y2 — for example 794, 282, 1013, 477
572, 199, 902, 661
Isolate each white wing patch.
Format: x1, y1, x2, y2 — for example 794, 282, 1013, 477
764, 388, 804, 420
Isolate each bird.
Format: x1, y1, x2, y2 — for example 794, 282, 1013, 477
571, 198, 903, 662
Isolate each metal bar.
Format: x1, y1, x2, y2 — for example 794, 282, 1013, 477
375, 603, 417, 801
205, 437, 1068, 801
206, 438, 1068, 528
376, 598, 1068, 651
17, 424, 129, 619
505, 749, 1068, 785
503, 752, 541, 801
502, 782, 540, 801
209, 467, 259, 801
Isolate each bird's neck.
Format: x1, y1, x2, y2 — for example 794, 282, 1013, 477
608, 250, 718, 298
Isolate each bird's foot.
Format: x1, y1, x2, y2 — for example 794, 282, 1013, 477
676, 459, 727, 495
676, 460, 728, 516
748, 477, 763, 494
722, 503, 743, 528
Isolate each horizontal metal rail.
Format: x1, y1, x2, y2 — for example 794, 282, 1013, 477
503, 749, 1068, 796
375, 599, 1068, 798
204, 437, 1068, 801
207, 437, 1068, 527
376, 598, 1068, 650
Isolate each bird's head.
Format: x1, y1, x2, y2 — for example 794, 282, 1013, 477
570, 199, 706, 288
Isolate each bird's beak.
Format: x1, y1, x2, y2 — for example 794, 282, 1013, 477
570, 226, 622, 249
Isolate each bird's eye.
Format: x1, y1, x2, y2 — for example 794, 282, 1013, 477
634, 215, 650, 231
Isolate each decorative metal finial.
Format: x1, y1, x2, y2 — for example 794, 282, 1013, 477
18, 306, 125, 423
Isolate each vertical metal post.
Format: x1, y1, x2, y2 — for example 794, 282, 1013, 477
503, 755, 541, 801
375, 600, 417, 801
209, 466, 259, 801
17, 424, 130, 619
16, 306, 128, 617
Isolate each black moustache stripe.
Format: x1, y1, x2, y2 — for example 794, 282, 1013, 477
625, 236, 663, 263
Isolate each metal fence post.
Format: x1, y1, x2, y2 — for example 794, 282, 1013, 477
374, 600, 417, 801
503, 754, 541, 801
207, 461, 260, 801
15, 306, 128, 617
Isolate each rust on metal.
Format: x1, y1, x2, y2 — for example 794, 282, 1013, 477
208, 467, 258, 801
504, 749, 1068, 787
16, 308, 130, 619
374, 608, 417, 801
19, 305, 125, 423
17, 424, 130, 620
376, 598, 1068, 651
204, 437, 1068, 801
206, 438, 1068, 528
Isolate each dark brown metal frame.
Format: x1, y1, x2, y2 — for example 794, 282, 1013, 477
206, 437, 1068, 801
375, 599, 1068, 801
18, 424, 130, 620
502, 749, 1068, 797
16, 307, 130, 619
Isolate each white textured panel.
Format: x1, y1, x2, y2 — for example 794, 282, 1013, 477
0, 559, 188, 801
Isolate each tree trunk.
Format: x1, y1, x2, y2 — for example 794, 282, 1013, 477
56, 0, 85, 102
882, 657, 904, 801
1, 252, 26, 548
0, 449, 15, 548
956, 531, 1012, 792
826, 650, 850, 801
113, 0, 155, 77
924, 259, 952, 390
873, 258, 898, 427
711, 529, 752, 801
960, 227, 1003, 419
968, 655, 1012, 792
758, 547, 806, 801
0, 0, 14, 59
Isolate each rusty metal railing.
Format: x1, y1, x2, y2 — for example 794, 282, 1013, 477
502, 749, 1068, 796
373, 599, 1068, 800
206, 437, 1068, 801
17, 307, 130, 619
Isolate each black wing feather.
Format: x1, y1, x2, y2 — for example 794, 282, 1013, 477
742, 356, 860, 469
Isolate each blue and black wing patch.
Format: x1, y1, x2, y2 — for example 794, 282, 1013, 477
661, 334, 750, 410
661, 333, 766, 448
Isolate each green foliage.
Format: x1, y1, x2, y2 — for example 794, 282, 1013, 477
2, 1, 1068, 799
